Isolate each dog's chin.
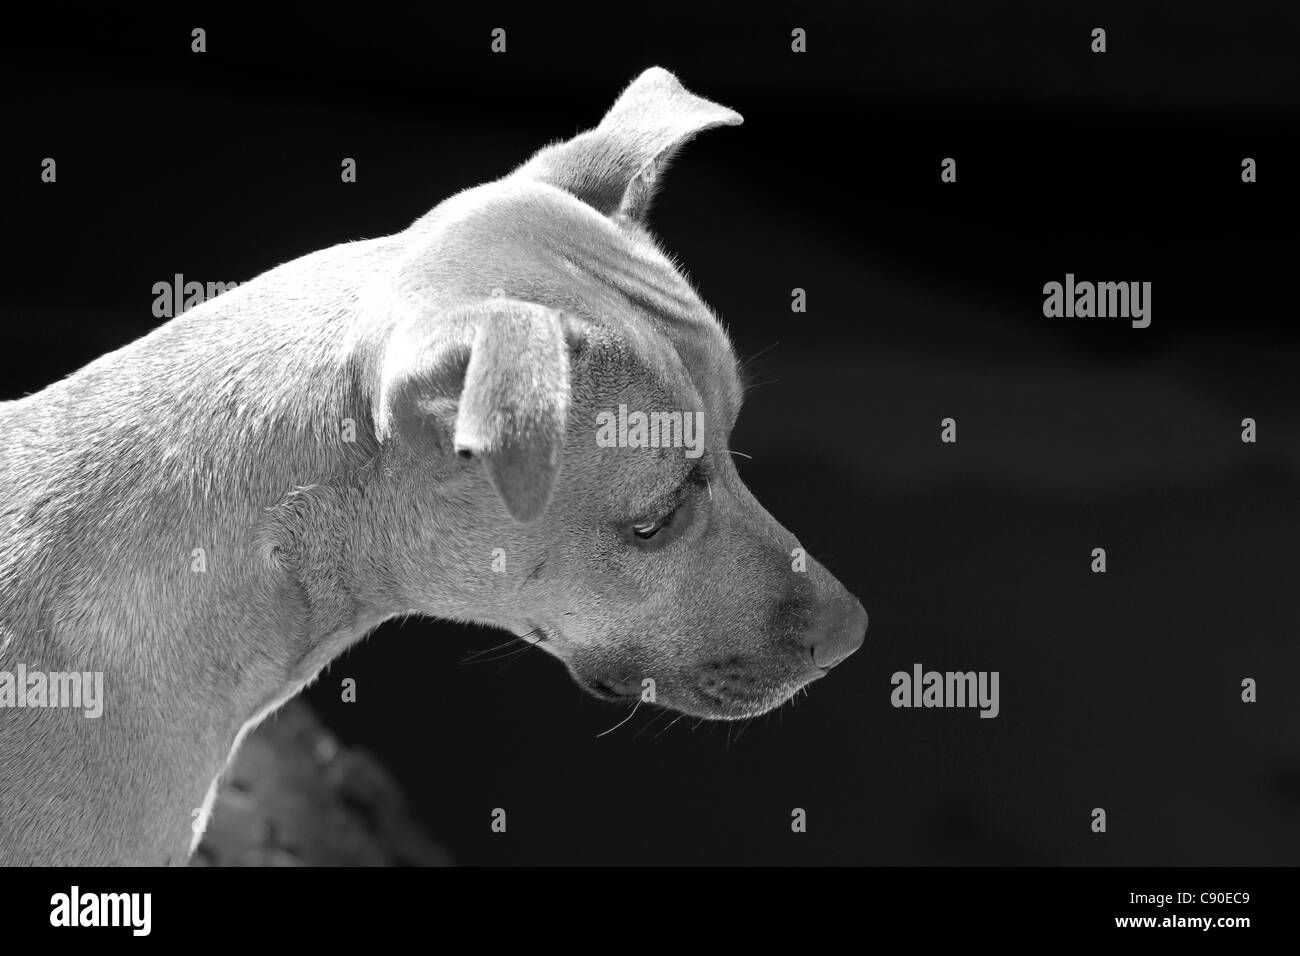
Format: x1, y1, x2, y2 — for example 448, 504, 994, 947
571, 669, 818, 722
675, 678, 813, 721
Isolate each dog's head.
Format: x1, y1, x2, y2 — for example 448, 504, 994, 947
371, 68, 865, 719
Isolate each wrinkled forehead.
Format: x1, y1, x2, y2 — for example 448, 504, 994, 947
409, 181, 744, 429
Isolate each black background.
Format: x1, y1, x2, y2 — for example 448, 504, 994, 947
3, 2, 1298, 865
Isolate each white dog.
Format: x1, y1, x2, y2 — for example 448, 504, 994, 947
0, 68, 866, 865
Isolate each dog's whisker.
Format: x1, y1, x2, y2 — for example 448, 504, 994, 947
655, 713, 688, 738
734, 715, 756, 742
460, 646, 522, 665
493, 643, 536, 674
742, 340, 780, 364
596, 697, 641, 738
737, 341, 780, 395
727, 449, 753, 460
460, 642, 520, 665
462, 635, 527, 663
461, 640, 533, 666
632, 707, 670, 740
460, 627, 545, 666
460, 647, 526, 666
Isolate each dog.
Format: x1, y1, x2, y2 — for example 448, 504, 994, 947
0, 67, 867, 865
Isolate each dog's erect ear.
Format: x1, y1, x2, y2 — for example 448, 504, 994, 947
517, 66, 742, 222
378, 300, 570, 523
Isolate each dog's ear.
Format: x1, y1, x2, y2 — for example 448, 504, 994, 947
518, 66, 742, 222
378, 299, 570, 523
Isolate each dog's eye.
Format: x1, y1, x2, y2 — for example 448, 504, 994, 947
624, 493, 696, 551
632, 517, 665, 540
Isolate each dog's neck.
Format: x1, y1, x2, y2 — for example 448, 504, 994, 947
0, 241, 405, 863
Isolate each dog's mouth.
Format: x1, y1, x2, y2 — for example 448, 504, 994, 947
530, 622, 824, 719
576, 674, 643, 703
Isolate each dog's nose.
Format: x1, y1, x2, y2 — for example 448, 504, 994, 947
805, 600, 867, 670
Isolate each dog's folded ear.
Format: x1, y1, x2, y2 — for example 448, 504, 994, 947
453, 302, 571, 523
377, 299, 570, 524
517, 66, 742, 222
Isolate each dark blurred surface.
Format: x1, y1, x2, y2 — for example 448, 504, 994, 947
2, 3, 1298, 864
195, 700, 451, 866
